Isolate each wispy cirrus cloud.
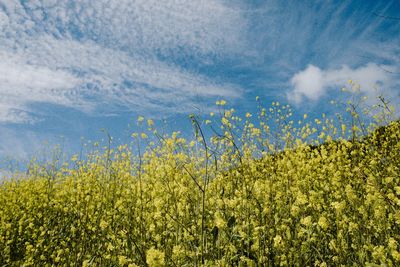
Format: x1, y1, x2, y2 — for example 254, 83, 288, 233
1, 0, 246, 56
0, 0, 247, 123
1, 0, 400, 161
240, 0, 400, 97
0, 52, 81, 123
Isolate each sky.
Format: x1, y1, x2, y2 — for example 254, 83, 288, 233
0, 0, 399, 163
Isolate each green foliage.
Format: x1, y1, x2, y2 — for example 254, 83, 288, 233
0, 97, 399, 266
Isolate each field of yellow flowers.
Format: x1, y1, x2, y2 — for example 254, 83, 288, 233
0, 97, 399, 266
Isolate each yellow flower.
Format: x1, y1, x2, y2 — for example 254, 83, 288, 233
273, 235, 282, 248
217, 99, 227, 106
100, 220, 109, 230
118, 255, 129, 266
71, 154, 79, 162
147, 119, 154, 127
388, 238, 397, 250
318, 216, 329, 230
137, 116, 144, 122
301, 216, 313, 227
146, 247, 165, 267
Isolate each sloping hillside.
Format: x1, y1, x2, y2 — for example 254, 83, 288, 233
0, 120, 399, 266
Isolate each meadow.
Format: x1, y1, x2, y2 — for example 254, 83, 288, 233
0, 92, 399, 266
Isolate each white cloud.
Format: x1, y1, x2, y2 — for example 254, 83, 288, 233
288, 63, 396, 104
0, 0, 246, 123
0, 0, 247, 59
240, 1, 400, 91
289, 65, 324, 103
0, 53, 81, 123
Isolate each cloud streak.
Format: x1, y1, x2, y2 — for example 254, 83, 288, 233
0, 0, 247, 123
240, 0, 400, 95
0, 0, 399, 161
0, 52, 81, 123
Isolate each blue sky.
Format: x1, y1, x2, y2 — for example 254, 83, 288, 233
0, 0, 399, 162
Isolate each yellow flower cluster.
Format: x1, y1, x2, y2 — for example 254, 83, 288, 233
0, 98, 399, 266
